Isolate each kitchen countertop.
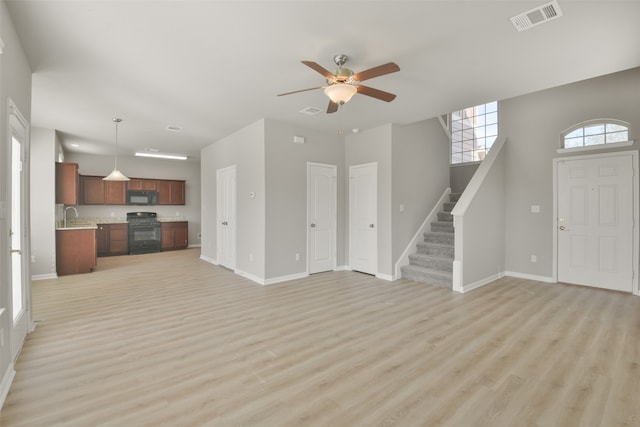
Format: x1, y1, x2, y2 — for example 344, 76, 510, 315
59, 217, 187, 228
56, 225, 98, 231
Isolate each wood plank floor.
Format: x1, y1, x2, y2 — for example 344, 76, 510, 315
1, 248, 639, 426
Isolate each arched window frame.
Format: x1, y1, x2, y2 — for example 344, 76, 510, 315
558, 119, 633, 153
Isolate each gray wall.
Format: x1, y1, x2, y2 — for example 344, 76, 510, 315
345, 124, 393, 276
391, 119, 450, 267
0, 0, 32, 400
200, 119, 266, 279
450, 163, 479, 194
65, 152, 202, 247
30, 128, 57, 277
264, 119, 344, 279
501, 67, 640, 278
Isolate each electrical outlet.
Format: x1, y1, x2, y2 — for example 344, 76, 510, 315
249, 253, 253, 262
31, 255, 36, 263
530, 254, 537, 263
295, 253, 300, 261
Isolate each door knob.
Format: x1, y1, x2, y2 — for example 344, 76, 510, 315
369, 224, 375, 228
310, 223, 316, 228
559, 225, 566, 231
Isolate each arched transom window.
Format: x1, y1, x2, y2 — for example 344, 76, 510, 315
562, 119, 629, 149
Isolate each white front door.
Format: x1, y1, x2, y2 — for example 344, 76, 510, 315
307, 162, 336, 274
557, 153, 634, 292
8, 101, 30, 361
216, 165, 236, 270
350, 162, 377, 275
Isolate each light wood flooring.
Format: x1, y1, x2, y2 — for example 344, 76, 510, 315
1, 248, 639, 426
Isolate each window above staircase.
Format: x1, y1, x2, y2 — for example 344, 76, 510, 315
450, 101, 498, 165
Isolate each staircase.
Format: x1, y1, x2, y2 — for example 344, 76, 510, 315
401, 193, 460, 289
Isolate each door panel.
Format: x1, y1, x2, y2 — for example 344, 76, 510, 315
217, 165, 236, 270
308, 163, 336, 274
349, 163, 377, 275
557, 155, 633, 292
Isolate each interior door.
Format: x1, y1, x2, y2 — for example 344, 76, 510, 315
217, 165, 236, 270
349, 162, 377, 275
8, 101, 30, 361
308, 162, 336, 274
557, 154, 634, 292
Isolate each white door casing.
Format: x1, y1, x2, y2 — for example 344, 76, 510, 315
217, 165, 236, 270
307, 162, 337, 274
8, 99, 31, 361
555, 152, 636, 293
349, 162, 377, 275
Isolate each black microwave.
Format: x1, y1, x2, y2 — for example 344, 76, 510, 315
127, 190, 159, 205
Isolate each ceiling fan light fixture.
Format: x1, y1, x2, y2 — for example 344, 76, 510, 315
324, 83, 357, 105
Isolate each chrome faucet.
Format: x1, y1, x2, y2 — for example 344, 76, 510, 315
63, 206, 79, 228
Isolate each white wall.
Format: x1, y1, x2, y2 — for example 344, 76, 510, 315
264, 119, 344, 279
501, 67, 640, 279
65, 152, 202, 246
391, 119, 450, 265
200, 119, 266, 279
30, 128, 57, 278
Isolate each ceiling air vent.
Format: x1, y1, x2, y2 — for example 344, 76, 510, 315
510, 0, 563, 32
299, 106, 323, 116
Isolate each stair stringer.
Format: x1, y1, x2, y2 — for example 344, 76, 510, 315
394, 188, 451, 279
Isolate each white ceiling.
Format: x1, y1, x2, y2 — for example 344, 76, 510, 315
6, 1, 640, 160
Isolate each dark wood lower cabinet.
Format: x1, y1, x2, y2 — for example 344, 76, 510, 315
56, 229, 97, 275
96, 223, 129, 256
161, 221, 188, 251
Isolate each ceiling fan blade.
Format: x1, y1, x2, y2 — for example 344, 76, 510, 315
357, 85, 397, 102
327, 100, 339, 114
302, 61, 335, 79
354, 62, 400, 82
277, 86, 325, 96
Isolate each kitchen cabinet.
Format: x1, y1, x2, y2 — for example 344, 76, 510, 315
80, 175, 126, 205
55, 162, 79, 205
161, 221, 188, 251
56, 228, 97, 275
128, 178, 157, 191
157, 180, 185, 205
96, 223, 129, 256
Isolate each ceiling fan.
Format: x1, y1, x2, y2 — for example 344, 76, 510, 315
277, 54, 400, 113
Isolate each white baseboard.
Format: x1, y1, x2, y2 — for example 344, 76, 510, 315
334, 265, 350, 271
188, 243, 202, 249
264, 272, 309, 286
32, 273, 58, 281
0, 364, 16, 411
375, 273, 395, 281
234, 269, 265, 285
199, 254, 218, 265
504, 271, 555, 283
461, 272, 505, 293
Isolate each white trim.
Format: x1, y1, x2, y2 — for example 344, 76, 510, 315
552, 150, 639, 296
199, 254, 218, 265
0, 37, 4, 54
32, 273, 58, 281
334, 265, 350, 271
504, 271, 555, 283
187, 243, 201, 249
556, 139, 634, 154
234, 269, 264, 285
375, 273, 394, 281
461, 272, 505, 293
394, 188, 451, 280
0, 363, 16, 410
264, 272, 309, 286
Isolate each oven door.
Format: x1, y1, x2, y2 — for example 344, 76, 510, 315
129, 223, 161, 254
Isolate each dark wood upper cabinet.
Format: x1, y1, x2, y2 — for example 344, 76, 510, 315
157, 180, 185, 205
55, 162, 79, 205
80, 175, 126, 205
128, 178, 157, 191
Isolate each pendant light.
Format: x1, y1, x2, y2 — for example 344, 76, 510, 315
103, 117, 130, 181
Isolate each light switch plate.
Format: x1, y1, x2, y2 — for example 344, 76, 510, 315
531, 205, 540, 213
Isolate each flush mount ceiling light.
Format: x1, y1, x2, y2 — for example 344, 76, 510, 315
103, 118, 130, 181
135, 151, 188, 160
